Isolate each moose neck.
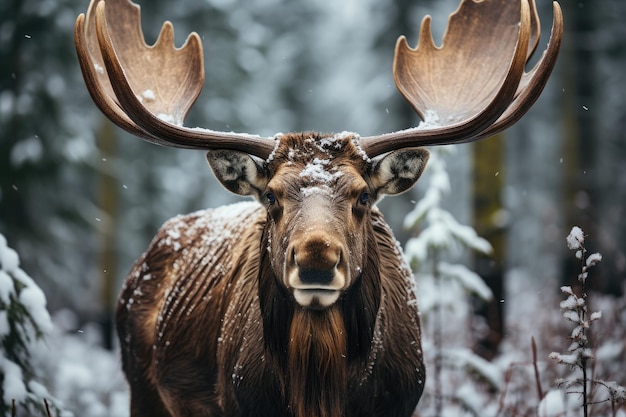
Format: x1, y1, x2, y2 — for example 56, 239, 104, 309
258, 221, 382, 417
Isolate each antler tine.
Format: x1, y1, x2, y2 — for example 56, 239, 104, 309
75, 0, 276, 158
75, 0, 203, 147
361, 0, 562, 158
472, 1, 563, 141
404, 1, 562, 145
75, 5, 157, 144
526, 0, 541, 63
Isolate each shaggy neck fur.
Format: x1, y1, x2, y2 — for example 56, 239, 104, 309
288, 306, 347, 417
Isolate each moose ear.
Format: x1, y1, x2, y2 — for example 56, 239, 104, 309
206, 150, 268, 198
369, 147, 429, 196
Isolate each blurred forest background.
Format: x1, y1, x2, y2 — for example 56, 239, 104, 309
0, 0, 625, 414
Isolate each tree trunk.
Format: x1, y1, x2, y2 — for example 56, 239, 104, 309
472, 134, 505, 360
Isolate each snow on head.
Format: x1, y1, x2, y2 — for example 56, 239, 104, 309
301, 186, 332, 198
299, 169, 340, 199
265, 133, 283, 164
340, 131, 370, 163
292, 134, 355, 195
299, 157, 343, 184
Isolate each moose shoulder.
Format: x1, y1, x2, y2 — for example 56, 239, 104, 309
116, 133, 427, 417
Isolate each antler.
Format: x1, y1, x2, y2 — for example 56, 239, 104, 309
74, 0, 277, 158
75, 0, 562, 160
360, 0, 563, 157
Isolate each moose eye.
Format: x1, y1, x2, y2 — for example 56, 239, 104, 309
359, 192, 371, 205
266, 192, 277, 206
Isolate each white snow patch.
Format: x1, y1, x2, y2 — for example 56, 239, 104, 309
19, 284, 54, 334
157, 113, 183, 126
319, 132, 349, 150
0, 270, 15, 305
142, 89, 156, 101
300, 157, 343, 184
596, 340, 624, 362
12, 268, 53, 334
94, 63, 104, 75
439, 262, 493, 301
0, 242, 19, 273
566, 226, 584, 250
417, 109, 442, 130
404, 207, 491, 263
0, 235, 53, 334
444, 348, 503, 388
348, 133, 370, 162
549, 351, 578, 366
0, 356, 27, 403
586, 252, 602, 267
301, 186, 332, 198
538, 389, 566, 417
266, 134, 282, 163
391, 109, 442, 136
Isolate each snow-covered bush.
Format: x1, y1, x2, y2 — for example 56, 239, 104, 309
0, 234, 58, 416
0, 234, 129, 417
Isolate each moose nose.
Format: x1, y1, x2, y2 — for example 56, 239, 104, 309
298, 268, 334, 285
287, 232, 347, 308
290, 232, 343, 286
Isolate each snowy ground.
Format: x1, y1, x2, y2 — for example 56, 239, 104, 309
31, 309, 129, 417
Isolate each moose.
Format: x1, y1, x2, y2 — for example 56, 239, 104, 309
74, 0, 562, 415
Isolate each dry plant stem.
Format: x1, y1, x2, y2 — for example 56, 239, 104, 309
579, 246, 589, 417
582, 344, 589, 417
495, 363, 515, 417
44, 399, 53, 417
580, 365, 589, 417
9, 399, 54, 417
531, 336, 544, 401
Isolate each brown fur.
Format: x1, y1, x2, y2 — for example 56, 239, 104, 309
288, 306, 347, 417
116, 133, 426, 417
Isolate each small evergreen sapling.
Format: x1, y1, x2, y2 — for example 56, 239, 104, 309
0, 234, 58, 416
404, 147, 497, 416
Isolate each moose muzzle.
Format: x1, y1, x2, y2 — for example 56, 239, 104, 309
286, 230, 348, 309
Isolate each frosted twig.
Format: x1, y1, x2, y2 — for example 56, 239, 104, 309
549, 226, 625, 416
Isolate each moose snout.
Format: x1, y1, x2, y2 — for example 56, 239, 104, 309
286, 232, 347, 308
